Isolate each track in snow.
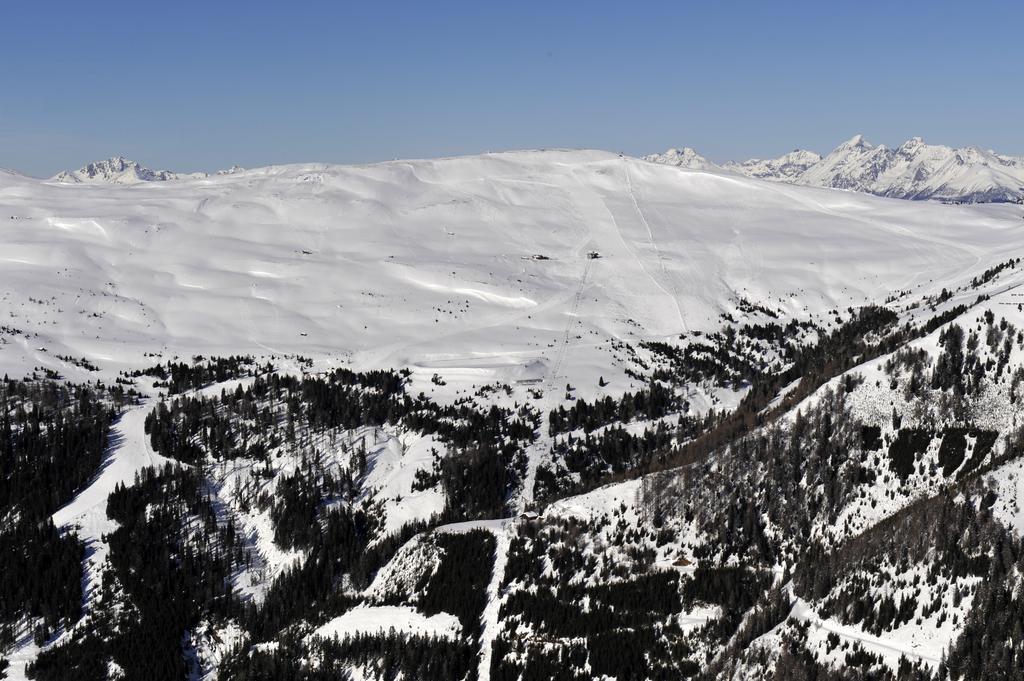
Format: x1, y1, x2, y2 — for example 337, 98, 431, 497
0, 402, 180, 681
549, 254, 593, 382
520, 239, 592, 510
434, 518, 512, 681
52, 400, 177, 608
624, 159, 688, 335
789, 598, 942, 668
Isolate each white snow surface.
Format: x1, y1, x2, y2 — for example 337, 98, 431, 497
308, 606, 462, 643
2, 149, 1021, 403
361, 430, 447, 537
544, 477, 642, 521
986, 457, 1024, 536
791, 597, 947, 670
51, 400, 173, 536
50, 400, 177, 606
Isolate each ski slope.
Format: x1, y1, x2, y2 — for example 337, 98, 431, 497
51, 400, 177, 607
0, 401, 178, 681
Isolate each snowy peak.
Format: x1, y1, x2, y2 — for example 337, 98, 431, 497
52, 156, 181, 184
50, 156, 235, 184
837, 133, 872, 150
897, 136, 926, 154
722, 149, 821, 180
803, 135, 1024, 202
797, 135, 895, 193
646, 135, 1024, 203
642, 147, 718, 171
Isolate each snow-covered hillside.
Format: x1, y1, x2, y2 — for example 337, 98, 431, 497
647, 135, 1024, 203
4, 148, 1024, 681
3, 149, 1020, 392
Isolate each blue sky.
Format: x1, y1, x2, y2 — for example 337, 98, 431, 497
2, 1, 1021, 176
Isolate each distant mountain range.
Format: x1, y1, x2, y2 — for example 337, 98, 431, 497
51, 156, 243, 184
646, 135, 1024, 203
45, 137, 1024, 203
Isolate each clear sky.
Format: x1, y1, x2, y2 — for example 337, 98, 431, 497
2, 0, 1021, 177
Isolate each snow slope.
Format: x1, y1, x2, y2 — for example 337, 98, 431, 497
1, 401, 178, 681
435, 519, 512, 681
307, 606, 462, 643
790, 597, 945, 670
2, 149, 1021, 401
51, 400, 177, 606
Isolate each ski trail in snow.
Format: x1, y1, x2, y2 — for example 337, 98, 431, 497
0, 402, 183, 681
202, 474, 273, 600
567, 163, 686, 338
477, 523, 510, 681
519, 160, 689, 510
519, 251, 592, 510
789, 597, 942, 668
517, 176, 598, 511
550, 256, 592, 382
624, 160, 689, 335
52, 400, 177, 609
518, 374, 558, 510
434, 518, 511, 681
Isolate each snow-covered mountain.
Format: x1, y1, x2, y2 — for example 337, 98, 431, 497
641, 146, 719, 171
51, 155, 243, 184
52, 156, 193, 184
3, 149, 1018, 387
647, 135, 1024, 203
722, 148, 822, 180
800, 135, 1024, 202
3, 148, 1024, 681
